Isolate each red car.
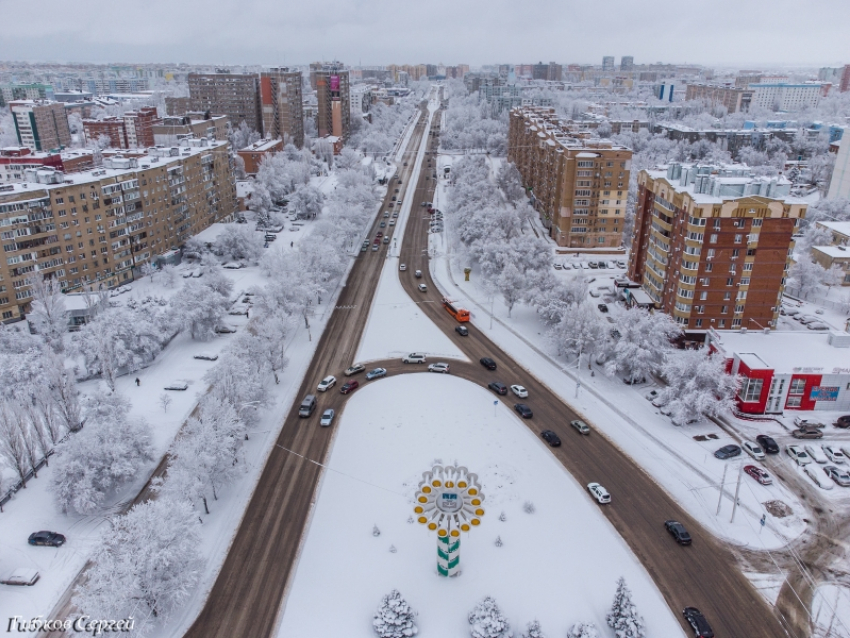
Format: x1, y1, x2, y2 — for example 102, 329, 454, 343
744, 465, 773, 485
340, 380, 359, 395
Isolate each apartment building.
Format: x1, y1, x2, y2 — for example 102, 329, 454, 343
188, 72, 262, 134
259, 68, 304, 148
1, 148, 99, 183
750, 83, 823, 111
151, 114, 230, 146
627, 162, 806, 330
315, 69, 351, 142
841, 66, 850, 93
0, 140, 236, 322
0, 83, 54, 106
237, 139, 283, 174
508, 107, 632, 248
165, 96, 192, 116
9, 101, 72, 151
83, 117, 128, 148
684, 83, 753, 113
123, 107, 160, 148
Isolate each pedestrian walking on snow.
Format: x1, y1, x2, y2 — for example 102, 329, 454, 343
135, 378, 140, 386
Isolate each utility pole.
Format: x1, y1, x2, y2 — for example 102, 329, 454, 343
730, 463, 743, 523
716, 464, 728, 516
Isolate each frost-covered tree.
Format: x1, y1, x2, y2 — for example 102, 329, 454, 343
44, 349, 81, 433
520, 620, 545, 638
606, 577, 646, 638
336, 147, 363, 171
289, 184, 324, 220
797, 224, 834, 254
468, 596, 513, 638
175, 280, 230, 341
659, 349, 739, 425
605, 308, 680, 384
52, 407, 154, 515
249, 314, 292, 383
228, 120, 261, 151
548, 302, 609, 367
74, 498, 203, 634
372, 589, 418, 638
28, 277, 67, 352
569, 622, 600, 638
0, 402, 31, 487
212, 224, 265, 263
498, 263, 525, 318
788, 255, 826, 298
203, 348, 268, 426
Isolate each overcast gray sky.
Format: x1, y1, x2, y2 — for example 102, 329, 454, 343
2, 0, 847, 69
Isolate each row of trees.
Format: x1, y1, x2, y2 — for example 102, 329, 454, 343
373, 578, 645, 638
440, 80, 509, 155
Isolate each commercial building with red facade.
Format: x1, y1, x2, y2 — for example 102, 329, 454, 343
707, 328, 850, 414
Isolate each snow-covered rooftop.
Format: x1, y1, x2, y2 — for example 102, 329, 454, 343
710, 330, 850, 374
645, 164, 803, 205
817, 221, 850, 238
812, 245, 850, 259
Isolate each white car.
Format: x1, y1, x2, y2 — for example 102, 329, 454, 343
399, 264, 407, 271
743, 440, 765, 461
344, 363, 365, 376
317, 375, 337, 392
804, 465, 834, 490
645, 389, 659, 401
320, 409, 335, 427
402, 353, 426, 364
418, 284, 428, 292
428, 362, 450, 374
587, 483, 611, 504
804, 445, 829, 464
786, 445, 812, 466
510, 385, 528, 398
822, 445, 846, 464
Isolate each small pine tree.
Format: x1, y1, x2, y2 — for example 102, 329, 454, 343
499, 511, 507, 522
606, 577, 646, 638
521, 619, 546, 638
523, 501, 535, 514
494, 536, 503, 547
468, 596, 513, 638
373, 590, 418, 638
569, 622, 600, 638
373, 525, 381, 537
389, 545, 397, 553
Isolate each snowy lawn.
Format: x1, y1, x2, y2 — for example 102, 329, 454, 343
276, 373, 685, 638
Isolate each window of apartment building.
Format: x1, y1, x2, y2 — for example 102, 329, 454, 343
713, 220, 721, 230
726, 277, 735, 286
704, 263, 713, 272
55, 198, 64, 204
700, 278, 710, 286
739, 377, 763, 403
723, 291, 731, 300
57, 210, 66, 217
731, 249, 740, 257
718, 319, 726, 328
740, 277, 750, 285
752, 218, 763, 227
747, 248, 756, 257
606, 161, 613, 167
721, 306, 728, 314
729, 263, 736, 274
577, 161, 594, 168
615, 209, 621, 215
789, 378, 807, 395
603, 190, 610, 196
734, 234, 742, 243
709, 234, 717, 243
699, 291, 707, 301
695, 318, 703, 328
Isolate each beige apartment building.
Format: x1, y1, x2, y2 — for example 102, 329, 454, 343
684, 84, 753, 113
508, 107, 632, 248
0, 140, 236, 322
188, 72, 262, 134
260, 68, 304, 148
9, 100, 72, 151
315, 69, 351, 142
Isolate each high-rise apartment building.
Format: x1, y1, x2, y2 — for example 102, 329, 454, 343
508, 107, 632, 248
750, 83, 823, 111
0, 83, 54, 106
123, 107, 160, 148
0, 139, 236, 321
10, 101, 72, 152
165, 96, 192, 116
828, 128, 850, 200
627, 163, 806, 330
188, 72, 262, 135
841, 65, 850, 93
620, 56, 634, 71
315, 69, 351, 142
259, 68, 304, 148
685, 83, 753, 113
602, 56, 615, 71
83, 117, 128, 148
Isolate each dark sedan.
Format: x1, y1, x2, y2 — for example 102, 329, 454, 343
488, 382, 508, 396
28, 531, 66, 547
756, 434, 780, 454
541, 430, 561, 447
480, 357, 497, 370
664, 520, 692, 545
682, 607, 714, 638
455, 325, 469, 336
714, 444, 742, 460
514, 404, 533, 419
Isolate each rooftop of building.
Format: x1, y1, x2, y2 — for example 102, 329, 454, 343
710, 329, 850, 374
512, 106, 632, 152
237, 139, 282, 153
816, 221, 850, 236
812, 245, 850, 259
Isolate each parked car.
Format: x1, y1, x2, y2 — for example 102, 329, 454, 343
742, 440, 765, 461
823, 445, 846, 464
28, 531, 65, 547
541, 430, 561, 447
402, 353, 426, 364
510, 385, 528, 398
664, 520, 692, 545
824, 465, 850, 487
340, 380, 360, 395
714, 444, 742, 460
805, 444, 829, 464
193, 353, 219, 361
344, 363, 365, 376
514, 403, 533, 419
428, 362, 450, 374
756, 435, 780, 454
834, 414, 850, 428
455, 325, 469, 336
787, 445, 812, 466
805, 465, 835, 490
682, 607, 714, 638
317, 375, 336, 392
488, 382, 508, 396
480, 357, 497, 370
0, 568, 40, 586
645, 389, 660, 401
164, 382, 189, 391
320, 409, 335, 427
587, 483, 611, 504
365, 368, 387, 380
571, 419, 591, 435
792, 425, 823, 439
744, 465, 773, 485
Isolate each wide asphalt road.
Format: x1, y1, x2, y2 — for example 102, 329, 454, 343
188, 100, 794, 638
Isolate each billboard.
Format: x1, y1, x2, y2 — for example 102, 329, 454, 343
330, 75, 340, 91
811, 386, 839, 401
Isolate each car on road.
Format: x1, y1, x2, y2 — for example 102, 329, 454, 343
664, 520, 692, 545
402, 353, 426, 364
509, 384, 528, 398
455, 325, 469, 336
756, 435, 780, 454
823, 445, 846, 464
744, 465, 773, 485
742, 440, 765, 461
28, 531, 65, 547
480, 357, 497, 370
825, 465, 850, 486
587, 483, 611, 504
714, 444, 742, 460
805, 465, 835, 490
372, 244, 379, 251
317, 375, 336, 392
340, 380, 359, 395
570, 419, 591, 435
514, 403, 533, 419
344, 363, 365, 376
541, 430, 561, 447
399, 264, 407, 271
320, 409, 335, 427
428, 362, 450, 374
792, 425, 823, 439
366, 368, 387, 380
682, 607, 714, 638
376, 231, 383, 238
488, 382, 508, 396
414, 270, 422, 278
384, 212, 390, 218
418, 283, 428, 292
786, 445, 812, 466
597, 303, 608, 313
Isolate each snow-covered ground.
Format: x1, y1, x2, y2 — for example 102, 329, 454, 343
276, 374, 685, 638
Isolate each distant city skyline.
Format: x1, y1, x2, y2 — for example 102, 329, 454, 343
1, 0, 848, 69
